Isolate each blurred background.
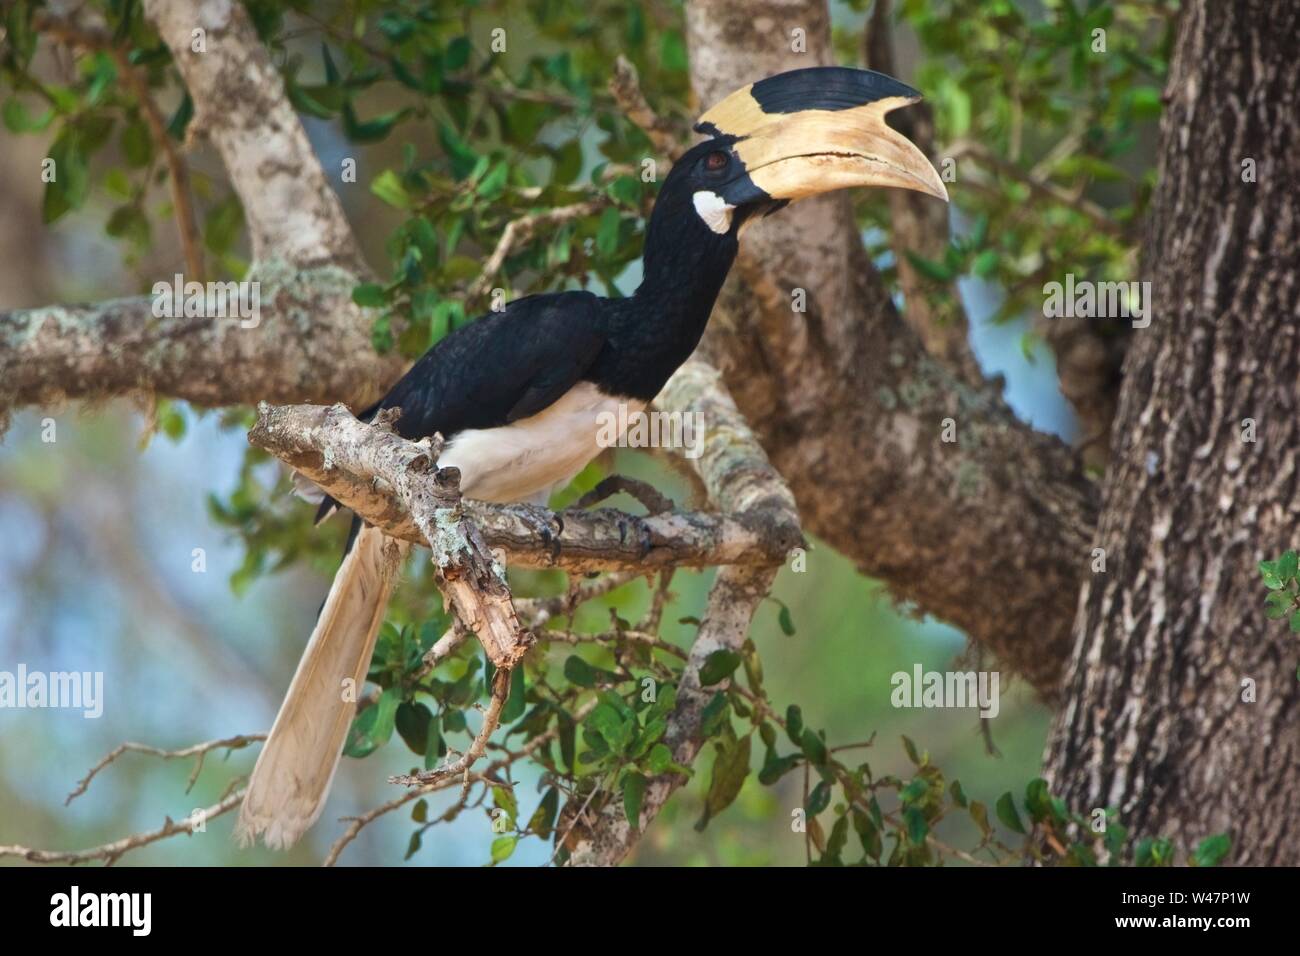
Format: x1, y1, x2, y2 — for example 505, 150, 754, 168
0, 0, 1159, 865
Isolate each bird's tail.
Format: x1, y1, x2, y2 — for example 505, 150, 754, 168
235, 524, 407, 850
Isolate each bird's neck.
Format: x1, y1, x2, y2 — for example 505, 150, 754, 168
599, 221, 737, 400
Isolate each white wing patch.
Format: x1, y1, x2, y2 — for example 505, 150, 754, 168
441, 383, 644, 504
692, 190, 735, 235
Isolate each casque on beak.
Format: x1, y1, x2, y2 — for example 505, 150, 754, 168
696, 66, 949, 205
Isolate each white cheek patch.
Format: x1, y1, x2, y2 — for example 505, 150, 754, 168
692, 190, 735, 235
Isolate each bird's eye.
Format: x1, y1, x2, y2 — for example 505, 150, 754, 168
704, 150, 729, 172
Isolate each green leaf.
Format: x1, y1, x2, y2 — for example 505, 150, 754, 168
476, 162, 509, 201
105, 204, 150, 247
563, 655, 595, 688
995, 792, 1026, 834
695, 733, 751, 831
1264, 590, 1291, 619
806, 779, 832, 816
1024, 778, 1053, 822
643, 742, 674, 774
903, 806, 929, 845
1280, 550, 1298, 581
370, 169, 410, 209
660, 32, 688, 71
489, 836, 517, 864
595, 206, 621, 258
588, 702, 634, 754
697, 649, 742, 686
341, 102, 408, 143
492, 785, 518, 823
699, 692, 730, 739
352, 283, 386, 307
854, 808, 882, 860
773, 599, 796, 636
499, 666, 527, 723
971, 249, 999, 278
395, 700, 433, 755
3, 97, 52, 133
969, 800, 991, 836
166, 93, 193, 140
411, 798, 427, 823
1289, 609, 1300, 634
785, 705, 803, 745
905, 250, 955, 283
42, 129, 90, 223
757, 751, 800, 785
1259, 560, 1285, 590
528, 787, 560, 839
404, 830, 422, 860
203, 196, 244, 255
1103, 821, 1128, 856
800, 728, 828, 767
901, 735, 924, 766
623, 771, 647, 829
343, 686, 401, 757
1192, 833, 1231, 867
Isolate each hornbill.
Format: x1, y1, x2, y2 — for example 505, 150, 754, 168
235, 66, 947, 850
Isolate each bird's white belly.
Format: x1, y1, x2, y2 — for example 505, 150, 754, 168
440, 382, 643, 505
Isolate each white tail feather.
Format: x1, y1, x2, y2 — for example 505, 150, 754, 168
236, 525, 406, 850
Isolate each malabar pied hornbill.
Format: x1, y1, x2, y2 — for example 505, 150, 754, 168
236, 66, 947, 850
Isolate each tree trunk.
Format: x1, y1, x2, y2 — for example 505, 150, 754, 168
1046, 0, 1300, 863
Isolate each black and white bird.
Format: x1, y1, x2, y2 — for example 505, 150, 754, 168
235, 66, 947, 850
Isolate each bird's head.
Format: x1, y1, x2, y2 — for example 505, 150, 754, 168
656, 66, 948, 243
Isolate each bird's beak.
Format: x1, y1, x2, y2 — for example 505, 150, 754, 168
696, 67, 949, 204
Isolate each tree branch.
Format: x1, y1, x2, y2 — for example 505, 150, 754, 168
0, 791, 245, 865
246, 361, 804, 575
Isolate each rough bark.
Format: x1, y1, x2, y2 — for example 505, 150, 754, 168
0, 273, 403, 425
1045, 0, 1300, 863
686, 0, 1097, 697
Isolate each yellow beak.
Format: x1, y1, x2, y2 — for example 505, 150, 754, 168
695, 68, 949, 204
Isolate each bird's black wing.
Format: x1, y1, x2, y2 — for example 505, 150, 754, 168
378, 289, 608, 439
315, 290, 607, 525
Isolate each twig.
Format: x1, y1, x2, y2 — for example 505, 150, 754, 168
35, 13, 205, 279
66, 734, 265, 804
946, 138, 1122, 236
0, 791, 245, 865
391, 669, 512, 791
608, 55, 686, 162
576, 475, 675, 515
513, 571, 641, 628
466, 200, 605, 302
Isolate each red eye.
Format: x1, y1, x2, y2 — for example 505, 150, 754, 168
705, 150, 729, 171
